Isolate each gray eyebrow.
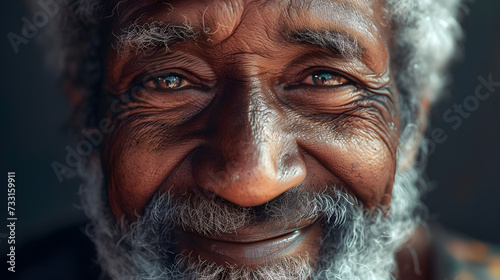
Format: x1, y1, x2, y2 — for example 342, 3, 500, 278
288, 29, 363, 59
115, 21, 199, 53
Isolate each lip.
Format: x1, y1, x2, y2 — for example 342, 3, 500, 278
175, 222, 322, 267
195, 223, 312, 243
180, 214, 324, 243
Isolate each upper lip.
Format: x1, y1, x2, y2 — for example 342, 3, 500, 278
182, 215, 322, 243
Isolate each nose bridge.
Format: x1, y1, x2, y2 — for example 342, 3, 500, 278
218, 78, 280, 182
246, 85, 277, 168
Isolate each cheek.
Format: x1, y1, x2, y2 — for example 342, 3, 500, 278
106, 140, 164, 219
104, 123, 193, 220
298, 123, 397, 208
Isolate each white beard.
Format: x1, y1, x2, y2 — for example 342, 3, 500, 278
78, 153, 422, 280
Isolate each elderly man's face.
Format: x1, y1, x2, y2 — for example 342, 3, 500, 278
99, 0, 405, 277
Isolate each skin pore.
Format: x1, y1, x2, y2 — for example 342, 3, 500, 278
101, 0, 405, 274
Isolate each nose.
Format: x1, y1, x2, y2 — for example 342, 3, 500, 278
192, 83, 306, 207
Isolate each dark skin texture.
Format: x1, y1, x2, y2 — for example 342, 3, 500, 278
100, 0, 426, 275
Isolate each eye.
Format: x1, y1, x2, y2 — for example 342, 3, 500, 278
144, 74, 191, 90
300, 72, 349, 87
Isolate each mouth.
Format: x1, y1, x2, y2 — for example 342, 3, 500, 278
174, 221, 323, 268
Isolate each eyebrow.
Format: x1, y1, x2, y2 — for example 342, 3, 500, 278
115, 21, 199, 53
279, 0, 377, 60
287, 29, 363, 59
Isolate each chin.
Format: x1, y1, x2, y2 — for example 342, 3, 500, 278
78, 153, 422, 280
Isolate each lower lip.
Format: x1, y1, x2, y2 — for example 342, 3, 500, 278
175, 223, 319, 267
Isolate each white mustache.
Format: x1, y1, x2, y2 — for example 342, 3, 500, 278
145, 186, 357, 236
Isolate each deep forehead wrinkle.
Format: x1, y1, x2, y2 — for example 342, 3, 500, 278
286, 0, 376, 18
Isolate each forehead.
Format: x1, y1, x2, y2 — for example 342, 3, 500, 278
110, 0, 389, 71
112, 0, 385, 34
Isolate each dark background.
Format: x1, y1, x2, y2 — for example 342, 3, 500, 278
0, 0, 499, 275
